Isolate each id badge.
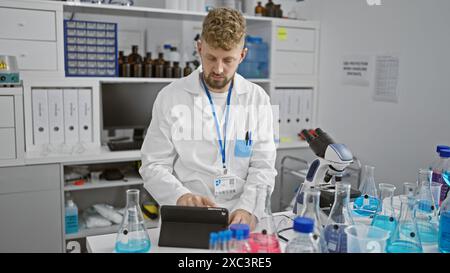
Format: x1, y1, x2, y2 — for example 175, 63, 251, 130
214, 175, 238, 198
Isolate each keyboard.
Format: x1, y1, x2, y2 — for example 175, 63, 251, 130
107, 141, 143, 151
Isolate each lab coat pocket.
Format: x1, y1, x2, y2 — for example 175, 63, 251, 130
234, 139, 252, 158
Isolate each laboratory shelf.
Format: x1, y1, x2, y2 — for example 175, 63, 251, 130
277, 139, 309, 150
64, 177, 144, 192
65, 219, 158, 240
75, 77, 271, 84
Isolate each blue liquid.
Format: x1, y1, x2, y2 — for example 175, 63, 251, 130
443, 171, 450, 186
65, 215, 78, 234
417, 200, 434, 214
353, 196, 380, 216
371, 215, 397, 236
386, 240, 422, 253
323, 224, 348, 253
438, 212, 450, 253
115, 239, 151, 253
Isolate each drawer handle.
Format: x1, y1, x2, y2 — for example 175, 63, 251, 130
20, 53, 27, 58
17, 23, 25, 27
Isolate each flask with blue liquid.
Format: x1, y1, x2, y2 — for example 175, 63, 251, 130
115, 189, 151, 253
353, 165, 380, 217
371, 183, 397, 239
415, 169, 439, 244
438, 191, 450, 253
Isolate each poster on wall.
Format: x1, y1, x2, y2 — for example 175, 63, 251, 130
341, 55, 372, 87
373, 55, 400, 103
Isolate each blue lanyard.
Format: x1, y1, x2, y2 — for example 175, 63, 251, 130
200, 74, 233, 170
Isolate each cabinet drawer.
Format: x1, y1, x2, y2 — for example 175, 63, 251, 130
0, 40, 57, 71
273, 51, 315, 76
275, 27, 315, 52
0, 164, 60, 194
0, 96, 15, 127
0, 7, 56, 41
0, 128, 16, 160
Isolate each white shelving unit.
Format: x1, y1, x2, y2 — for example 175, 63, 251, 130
64, 176, 143, 192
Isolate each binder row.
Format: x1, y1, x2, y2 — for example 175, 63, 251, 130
272, 88, 314, 139
32, 88, 93, 145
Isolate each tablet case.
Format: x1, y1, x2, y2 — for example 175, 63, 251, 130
158, 206, 229, 249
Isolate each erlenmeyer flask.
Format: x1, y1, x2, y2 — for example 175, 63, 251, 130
415, 169, 439, 244
371, 183, 397, 238
353, 165, 380, 216
386, 195, 423, 253
403, 182, 417, 198
323, 182, 354, 253
298, 187, 325, 234
249, 184, 281, 253
115, 189, 151, 253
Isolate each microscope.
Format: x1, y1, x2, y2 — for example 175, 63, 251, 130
294, 128, 360, 212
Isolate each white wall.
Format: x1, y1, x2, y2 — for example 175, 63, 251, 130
309, 0, 450, 190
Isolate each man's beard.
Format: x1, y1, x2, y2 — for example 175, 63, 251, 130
204, 72, 233, 91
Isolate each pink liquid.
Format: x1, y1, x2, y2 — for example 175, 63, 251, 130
249, 233, 282, 253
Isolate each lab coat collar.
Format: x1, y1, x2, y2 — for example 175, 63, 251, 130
183, 67, 250, 96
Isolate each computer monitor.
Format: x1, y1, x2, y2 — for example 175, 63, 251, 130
101, 83, 162, 141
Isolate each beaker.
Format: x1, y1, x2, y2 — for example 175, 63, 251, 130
415, 169, 439, 244
386, 195, 423, 253
344, 225, 390, 253
323, 182, 354, 253
371, 183, 397, 238
353, 165, 380, 216
249, 184, 281, 253
115, 189, 151, 253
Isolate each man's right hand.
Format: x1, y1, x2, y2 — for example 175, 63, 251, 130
176, 193, 216, 207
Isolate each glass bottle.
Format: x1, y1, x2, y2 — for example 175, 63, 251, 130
353, 165, 380, 217
371, 183, 398, 238
249, 184, 281, 253
183, 62, 193, 77
438, 192, 450, 253
264, 0, 274, 17
143, 52, 153, 78
285, 217, 320, 253
415, 169, 439, 244
115, 189, 151, 253
172, 61, 182, 78
164, 61, 172, 78
386, 195, 423, 253
128, 45, 143, 77
121, 56, 131, 77
118, 51, 124, 77
323, 182, 354, 253
154, 53, 165, 78
255, 1, 264, 16
274, 4, 282, 18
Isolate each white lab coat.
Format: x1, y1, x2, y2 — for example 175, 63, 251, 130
139, 68, 277, 215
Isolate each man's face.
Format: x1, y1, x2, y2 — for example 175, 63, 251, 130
197, 40, 247, 91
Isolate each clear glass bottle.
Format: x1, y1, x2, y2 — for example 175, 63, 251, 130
353, 165, 380, 217
371, 183, 398, 238
323, 182, 354, 253
386, 195, 423, 253
249, 184, 281, 253
415, 169, 439, 244
285, 217, 320, 253
115, 189, 151, 253
438, 192, 450, 253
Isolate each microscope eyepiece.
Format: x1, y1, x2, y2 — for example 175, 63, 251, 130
301, 129, 315, 143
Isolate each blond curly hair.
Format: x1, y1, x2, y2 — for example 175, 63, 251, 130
201, 7, 246, 50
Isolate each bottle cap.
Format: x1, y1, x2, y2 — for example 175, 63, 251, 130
440, 149, 450, 158
293, 217, 314, 233
437, 145, 450, 153
229, 224, 250, 239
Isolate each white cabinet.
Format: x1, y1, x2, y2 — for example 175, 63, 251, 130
274, 27, 315, 52
0, 7, 56, 41
0, 96, 15, 127
0, 88, 24, 165
0, 40, 57, 71
0, 128, 16, 160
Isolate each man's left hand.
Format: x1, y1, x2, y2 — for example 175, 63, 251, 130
229, 209, 257, 231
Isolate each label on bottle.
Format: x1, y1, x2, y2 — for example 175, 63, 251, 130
65, 214, 79, 234
438, 212, 450, 252
323, 224, 348, 253
432, 171, 449, 206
